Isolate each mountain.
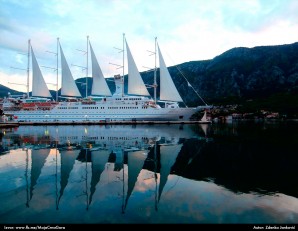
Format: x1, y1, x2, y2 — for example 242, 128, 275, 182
1, 42, 298, 115
0, 84, 24, 97
141, 41, 298, 115
174, 42, 298, 104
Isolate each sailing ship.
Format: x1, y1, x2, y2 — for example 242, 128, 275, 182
3, 35, 210, 122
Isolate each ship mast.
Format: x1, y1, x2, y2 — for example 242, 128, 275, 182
122, 33, 125, 97
45, 38, 59, 101
25, 148, 30, 207
27, 39, 30, 98
109, 34, 125, 97
73, 36, 89, 98
86, 36, 89, 98
145, 37, 158, 103
56, 38, 59, 101
154, 37, 157, 104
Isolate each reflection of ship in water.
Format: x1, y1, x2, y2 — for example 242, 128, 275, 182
171, 126, 298, 199
13, 124, 207, 211
123, 149, 149, 212
139, 142, 183, 212
77, 139, 184, 212
23, 139, 81, 209
29, 149, 51, 205
22, 147, 51, 208
0, 130, 9, 154
89, 149, 110, 206
3, 124, 202, 150
58, 148, 80, 209
4, 123, 297, 211
75, 127, 191, 212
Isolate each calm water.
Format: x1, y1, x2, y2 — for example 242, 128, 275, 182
0, 122, 297, 224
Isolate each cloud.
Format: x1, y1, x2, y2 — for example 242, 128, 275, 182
15, 54, 25, 65
0, 71, 28, 92
1, 0, 298, 91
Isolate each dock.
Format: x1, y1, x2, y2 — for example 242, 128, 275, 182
0, 120, 211, 127
0, 123, 20, 128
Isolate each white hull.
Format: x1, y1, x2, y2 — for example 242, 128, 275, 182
5, 102, 201, 122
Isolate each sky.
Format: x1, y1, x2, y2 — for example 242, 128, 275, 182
1, 0, 298, 93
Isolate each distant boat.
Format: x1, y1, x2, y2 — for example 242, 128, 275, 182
3, 36, 210, 122
199, 110, 212, 124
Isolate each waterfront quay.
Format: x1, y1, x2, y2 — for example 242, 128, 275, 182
0, 120, 209, 127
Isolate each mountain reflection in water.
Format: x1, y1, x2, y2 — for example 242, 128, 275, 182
0, 122, 297, 224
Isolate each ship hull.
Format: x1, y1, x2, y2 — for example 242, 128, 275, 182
4, 104, 202, 122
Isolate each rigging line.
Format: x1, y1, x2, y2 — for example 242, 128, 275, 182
176, 65, 209, 106
181, 100, 188, 108
164, 50, 209, 106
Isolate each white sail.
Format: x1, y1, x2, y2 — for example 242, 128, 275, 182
158, 45, 183, 102
90, 43, 112, 96
158, 144, 182, 202
31, 47, 52, 98
59, 44, 82, 97
126, 40, 151, 96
